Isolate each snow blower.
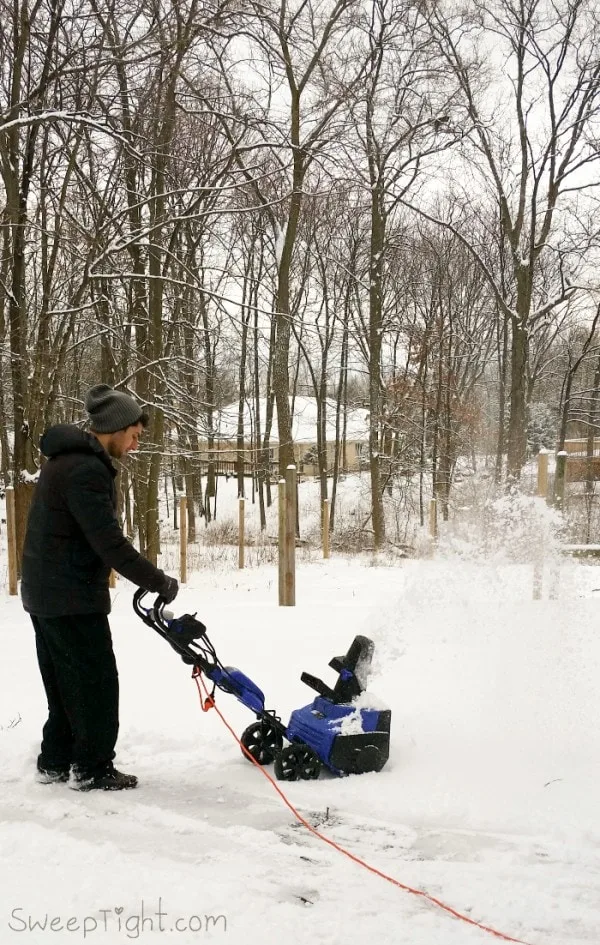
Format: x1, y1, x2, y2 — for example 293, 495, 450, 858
133, 590, 391, 781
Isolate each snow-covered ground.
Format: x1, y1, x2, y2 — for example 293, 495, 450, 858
2, 540, 600, 945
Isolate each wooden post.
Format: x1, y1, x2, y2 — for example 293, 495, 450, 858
554, 451, 567, 509
537, 450, 549, 499
429, 497, 438, 541
278, 479, 286, 605
322, 498, 330, 559
179, 495, 188, 584
238, 497, 245, 569
6, 487, 18, 596
284, 465, 297, 606
534, 452, 551, 596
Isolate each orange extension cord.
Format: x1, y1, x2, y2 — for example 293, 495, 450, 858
192, 669, 536, 945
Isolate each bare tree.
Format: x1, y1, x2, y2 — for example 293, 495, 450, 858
344, 0, 459, 546
209, 0, 366, 477
411, 0, 600, 478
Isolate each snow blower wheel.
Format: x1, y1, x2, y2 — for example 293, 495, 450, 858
274, 744, 322, 781
240, 721, 283, 765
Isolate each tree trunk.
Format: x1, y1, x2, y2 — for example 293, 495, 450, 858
367, 184, 385, 548
506, 316, 529, 479
495, 311, 508, 483
273, 86, 304, 475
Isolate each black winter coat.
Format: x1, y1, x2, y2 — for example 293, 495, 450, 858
21, 425, 169, 616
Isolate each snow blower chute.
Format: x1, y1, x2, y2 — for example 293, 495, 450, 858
133, 590, 391, 781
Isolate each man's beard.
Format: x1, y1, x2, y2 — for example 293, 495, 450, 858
106, 441, 124, 459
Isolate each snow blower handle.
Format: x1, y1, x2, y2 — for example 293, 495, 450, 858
152, 593, 169, 627
132, 589, 208, 644
133, 588, 161, 628
133, 589, 213, 670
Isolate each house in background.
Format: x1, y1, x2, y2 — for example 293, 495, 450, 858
199, 396, 370, 476
560, 437, 600, 483
561, 438, 600, 456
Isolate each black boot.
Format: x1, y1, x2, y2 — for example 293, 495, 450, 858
71, 763, 138, 792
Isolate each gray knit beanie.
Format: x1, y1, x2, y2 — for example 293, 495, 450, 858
85, 384, 143, 433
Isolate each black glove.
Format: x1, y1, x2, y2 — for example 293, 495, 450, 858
159, 575, 179, 604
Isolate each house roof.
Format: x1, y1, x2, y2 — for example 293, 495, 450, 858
213, 396, 370, 444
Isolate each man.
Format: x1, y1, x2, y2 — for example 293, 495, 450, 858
21, 384, 179, 792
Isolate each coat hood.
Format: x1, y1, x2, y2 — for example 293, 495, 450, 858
40, 425, 115, 473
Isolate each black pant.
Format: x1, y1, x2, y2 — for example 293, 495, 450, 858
31, 613, 119, 776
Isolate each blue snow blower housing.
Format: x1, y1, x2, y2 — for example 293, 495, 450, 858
133, 590, 391, 781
